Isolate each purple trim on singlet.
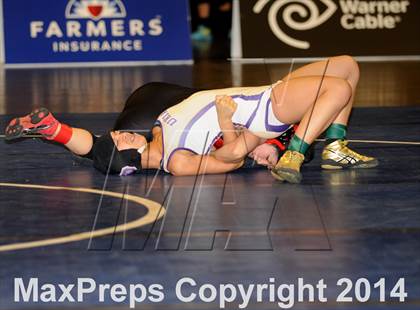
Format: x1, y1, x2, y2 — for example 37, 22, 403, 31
154, 120, 165, 170
232, 93, 262, 101
265, 99, 290, 133
244, 95, 263, 128
179, 102, 215, 148
167, 131, 211, 171
166, 147, 199, 171
178, 92, 265, 151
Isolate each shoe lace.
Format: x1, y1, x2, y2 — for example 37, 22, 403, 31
338, 140, 368, 160
284, 150, 304, 163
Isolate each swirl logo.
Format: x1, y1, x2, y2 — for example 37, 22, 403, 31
253, 0, 337, 49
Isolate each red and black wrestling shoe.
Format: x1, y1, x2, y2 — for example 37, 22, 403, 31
266, 125, 297, 153
5, 108, 59, 141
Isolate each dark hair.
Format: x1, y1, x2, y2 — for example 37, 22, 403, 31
91, 132, 142, 175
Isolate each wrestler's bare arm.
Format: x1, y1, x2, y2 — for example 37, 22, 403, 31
168, 150, 243, 176
213, 130, 264, 163
215, 95, 238, 144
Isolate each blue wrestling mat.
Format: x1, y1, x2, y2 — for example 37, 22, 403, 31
0, 107, 419, 310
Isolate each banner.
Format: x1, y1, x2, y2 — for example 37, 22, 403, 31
237, 0, 420, 58
1, 0, 192, 65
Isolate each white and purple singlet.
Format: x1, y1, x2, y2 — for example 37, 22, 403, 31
156, 84, 290, 172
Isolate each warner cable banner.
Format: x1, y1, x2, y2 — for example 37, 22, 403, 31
234, 0, 420, 59
1, 0, 193, 66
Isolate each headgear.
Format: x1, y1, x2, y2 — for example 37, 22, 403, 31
92, 132, 143, 176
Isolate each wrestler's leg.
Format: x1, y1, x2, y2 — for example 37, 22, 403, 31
5, 108, 94, 156
257, 56, 359, 168
272, 76, 352, 143
283, 56, 359, 87
280, 55, 360, 126
271, 74, 377, 183
270, 76, 352, 183
53, 125, 94, 156
279, 56, 376, 172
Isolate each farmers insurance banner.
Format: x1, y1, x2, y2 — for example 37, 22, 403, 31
238, 0, 420, 58
1, 0, 192, 65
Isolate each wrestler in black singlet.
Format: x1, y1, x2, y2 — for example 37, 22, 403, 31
113, 82, 199, 131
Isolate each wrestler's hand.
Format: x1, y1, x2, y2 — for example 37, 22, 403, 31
215, 95, 237, 122
249, 143, 279, 169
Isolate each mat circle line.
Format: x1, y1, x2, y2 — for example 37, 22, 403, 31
0, 182, 165, 252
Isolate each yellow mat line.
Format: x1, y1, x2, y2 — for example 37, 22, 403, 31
0, 183, 165, 252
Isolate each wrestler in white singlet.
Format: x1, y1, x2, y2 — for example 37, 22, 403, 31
156, 84, 290, 172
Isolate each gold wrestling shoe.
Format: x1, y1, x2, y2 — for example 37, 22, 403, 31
271, 150, 305, 184
321, 140, 378, 170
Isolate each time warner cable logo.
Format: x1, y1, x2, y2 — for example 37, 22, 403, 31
30, 0, 164, 53
253, 0, 411, 49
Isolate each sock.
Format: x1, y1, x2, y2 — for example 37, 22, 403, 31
288, 134, 310, 155
52, 124, 73, 145
325, 123, 347, 145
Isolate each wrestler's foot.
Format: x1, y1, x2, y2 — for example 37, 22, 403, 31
321, 140, 378, 169
271, 150, 305, 184
277, 126, 314, 163
5, 108, 59, 141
